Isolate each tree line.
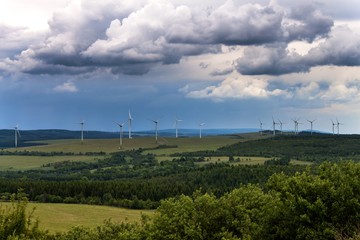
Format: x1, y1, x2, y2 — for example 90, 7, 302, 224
172, 135, 360, 163
0, 163, 307, 209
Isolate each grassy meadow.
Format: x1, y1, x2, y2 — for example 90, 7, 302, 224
0, 155, 100, 171
13, 136, 241, 154
0, 202, 153, 233
1, 136, 242, 168
0, 134, 315, 171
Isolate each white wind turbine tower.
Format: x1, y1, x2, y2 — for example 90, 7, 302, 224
151, 119, 160, 143
272, 117, 278, 135
292, 118, 300, 135
128, 110, 133, 139
307, 119, 316, 135
115, 121, 126, 149
14, 124, 20, 148
79, 120, 85, 144
199, 123, 205, 139
174, 118, 183, 138
336, 118, 344, 135
331, 120, 336, 135
278, 119, 286, 135
259, 120, 264, 135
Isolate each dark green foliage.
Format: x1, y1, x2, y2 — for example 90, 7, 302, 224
172, 135, 360, 163
0, 164, 305, 209
146, 162, 360, 240
4, 162, 360, 240
0, 191, 46, 240
264, 157, 291, 165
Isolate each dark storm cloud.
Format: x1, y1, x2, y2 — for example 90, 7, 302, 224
0, 0, 347, 77
285, 4, 333, 42
306, 26, 360, 66
235, 26, 360, 75
235, 44, 309, 75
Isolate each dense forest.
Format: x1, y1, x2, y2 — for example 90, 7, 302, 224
2, 161, 360, 240
173, 135, 360, 162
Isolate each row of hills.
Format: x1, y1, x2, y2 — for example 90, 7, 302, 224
0, 128, 260, 148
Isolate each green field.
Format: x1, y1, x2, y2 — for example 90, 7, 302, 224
11, 139, 143, 154
3, 136, 242, 168
0, 155, 100, 171
13, 136, 241, 155
1, 135, 316, 171
0, 202, 153, 233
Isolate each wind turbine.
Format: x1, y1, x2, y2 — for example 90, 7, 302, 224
278, 119, 286, 135
115, 121, 126, 149
307, 119, 316, 135
292, 118, 300, 135
79, 120, 85, 144
14, 125, 20, 148
199, 123, 205, 139
331, 120, 336, 135
151, 119, 160, 143
174, 118, 183, 138
128, 110, 133, 139
259, 120, 264, 135
336, 118, 344, 135
272, 117, 278, 135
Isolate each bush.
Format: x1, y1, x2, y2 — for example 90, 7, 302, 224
0, 191, 45, 239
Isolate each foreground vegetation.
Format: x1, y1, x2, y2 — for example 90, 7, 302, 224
1, 161, 360, 239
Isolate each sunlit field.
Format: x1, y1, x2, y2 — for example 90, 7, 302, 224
0, 202, 153, 233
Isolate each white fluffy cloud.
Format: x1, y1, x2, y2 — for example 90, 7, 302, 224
54, 81, 78, 93
185, 76, 288, 100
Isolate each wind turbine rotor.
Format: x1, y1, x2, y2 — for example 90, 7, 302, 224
336, 118, 344, 135
150, 119, 160, 143
307, 119, 316, 135
258, 120, 264, 135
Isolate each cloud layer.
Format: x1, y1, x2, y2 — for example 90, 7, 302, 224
235, 26, 360, 75
0, 0, 345, 77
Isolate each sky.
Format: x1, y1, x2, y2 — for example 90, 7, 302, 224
1, 0, 360, 133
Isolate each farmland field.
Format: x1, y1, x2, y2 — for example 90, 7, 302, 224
0, 202, 153, 233
0, 155, 100, 171
10, 136, 241, 154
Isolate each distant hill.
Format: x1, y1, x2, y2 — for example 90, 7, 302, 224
0, 128, 260, 148
0, 129, 118, 148
136, 128, 260, 137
